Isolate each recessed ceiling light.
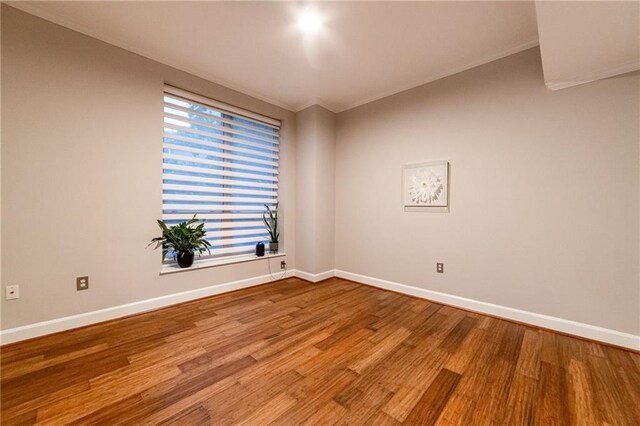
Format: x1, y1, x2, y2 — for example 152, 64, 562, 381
297, 6, 323, 35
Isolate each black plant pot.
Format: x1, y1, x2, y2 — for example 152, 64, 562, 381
176, 252, 194, 268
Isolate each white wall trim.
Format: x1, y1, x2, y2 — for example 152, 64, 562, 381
334, 270, 640, 351
545, 59, 640, 91
3, 268, 638, 350
159, 252, 287, 275
294, 269, 335, 283
0, 270, 295, 345
5, 2, 299, 113
335, 38, 540, 113
294, 100, 339, 114
5, 4, 539, 115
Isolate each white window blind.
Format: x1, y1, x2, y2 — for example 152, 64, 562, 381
162, 85, 280, 261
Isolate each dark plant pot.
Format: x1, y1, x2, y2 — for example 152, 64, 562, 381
176, 252, 194, 268
269, 241, 279, 253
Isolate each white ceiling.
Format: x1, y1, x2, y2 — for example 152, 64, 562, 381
9, 1, 539, 112
536, 1, 640, 91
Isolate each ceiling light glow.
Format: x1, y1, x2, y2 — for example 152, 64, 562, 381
297, 7, 323, 35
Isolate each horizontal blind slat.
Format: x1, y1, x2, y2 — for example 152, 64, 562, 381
206, 235, 270, 246
162, 152, 278, 175
164, 86, 280, 128
164, 213, 266, 220
164, 134, 279, 160
163, 141, 278, 167
162, 183, 277, 197
162, 174, 278, 191
201, 220, 265, 230
164, 111, 279, 145
161, 220, 265, 229
204, 228, 269, 238
164, 194, 277, 204
162, 101, 279, 138
164, 123, 279, 153
205, 246, 261, 257
162, 164, 279, 184
163, 204, 272, 212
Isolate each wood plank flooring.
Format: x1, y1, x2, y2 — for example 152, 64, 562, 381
1, 277, 639, 425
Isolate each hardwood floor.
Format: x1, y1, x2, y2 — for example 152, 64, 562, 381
2, 277, 639, 425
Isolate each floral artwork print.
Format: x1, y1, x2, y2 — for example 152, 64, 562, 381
403, 161, 449, 207
409, 169, 444, 204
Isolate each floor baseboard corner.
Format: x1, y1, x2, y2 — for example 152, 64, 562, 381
294, 269, 336, 283
334, 269, 640, 351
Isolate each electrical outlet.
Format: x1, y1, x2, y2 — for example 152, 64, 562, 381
280, 260, 286, 270
436, 263, 444, 274
76, 276, 89, 291
5, 285, 19, 300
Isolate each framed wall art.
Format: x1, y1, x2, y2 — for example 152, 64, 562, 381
402, 160, 449, 211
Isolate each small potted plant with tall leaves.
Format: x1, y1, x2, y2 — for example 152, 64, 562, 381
263, 203, 280, 253
149, 215, 211, 268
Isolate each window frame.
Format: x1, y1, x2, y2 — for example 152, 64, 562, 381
161, 85, 282, 269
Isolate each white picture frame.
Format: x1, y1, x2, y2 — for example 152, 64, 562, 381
402, 160, 449, 211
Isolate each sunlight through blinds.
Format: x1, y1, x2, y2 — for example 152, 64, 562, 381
162, 85, 280, 260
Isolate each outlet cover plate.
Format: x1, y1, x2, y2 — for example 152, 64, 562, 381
76, 276, 89, 291
5, 285, 19, 300
436, 263, 444, 273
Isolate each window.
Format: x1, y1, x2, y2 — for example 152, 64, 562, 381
162, 85, 280, 262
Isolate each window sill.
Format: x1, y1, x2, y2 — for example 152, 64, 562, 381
160, 252, 286, 275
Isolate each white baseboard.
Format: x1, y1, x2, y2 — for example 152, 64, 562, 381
334, 270, 640, 351
3, 268, 638, 351
294, 269, 336, 283
0, 270, 296, 345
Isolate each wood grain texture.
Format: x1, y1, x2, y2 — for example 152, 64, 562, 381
1, 277, 639, 425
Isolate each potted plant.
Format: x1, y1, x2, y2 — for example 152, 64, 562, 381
263, 203, 280, 253
149, 215, 211, 268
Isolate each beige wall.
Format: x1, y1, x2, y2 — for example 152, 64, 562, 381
3, 6, 639, 338
295, 105, 336, 275
1, 6, 296, 329
314, 107, 336, 274
0, 5, 4, 324
335, 48, 640, 335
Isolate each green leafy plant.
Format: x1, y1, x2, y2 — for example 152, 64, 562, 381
148, 215, 211, 260
263, 203, 279, 243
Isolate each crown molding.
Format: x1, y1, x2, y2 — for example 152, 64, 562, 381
544, 59, 640, 91
5, 2, 300, 113
7, 3, 540, 116
293, 100, 340, 114
334, 38, 540, 113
